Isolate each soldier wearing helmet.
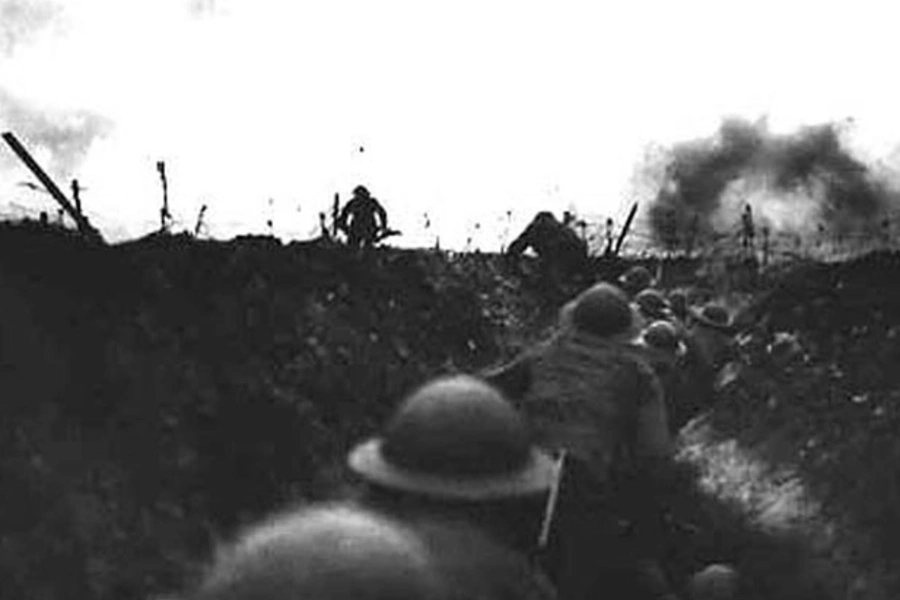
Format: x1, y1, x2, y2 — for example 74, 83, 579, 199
618, 265, 655, 298
507, 211, 590, 286
634, 289, 675, 323
347, 374, 557, 556
666, 289, 690, 323
688, 303, 736, 374
633, 320, 692, 433
482, 282, 677, 600
185, 502, 556, 600
673, 303, 737, 421
336, 185, 389, 248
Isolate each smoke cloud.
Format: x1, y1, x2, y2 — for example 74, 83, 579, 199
0, 88, 113, 179
0, 0, 61, 57
646, 117, 897, 248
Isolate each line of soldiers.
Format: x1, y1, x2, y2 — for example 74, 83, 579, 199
173, 266, 742, 600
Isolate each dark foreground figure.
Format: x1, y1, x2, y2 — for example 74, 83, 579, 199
184, 503, 554, 600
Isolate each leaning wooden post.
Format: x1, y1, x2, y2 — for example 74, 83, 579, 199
613, 202, 639, 257
1, 131, 104, 244
332, 193, 340, 237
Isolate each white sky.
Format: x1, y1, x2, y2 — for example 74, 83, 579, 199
2, 0, 900, 249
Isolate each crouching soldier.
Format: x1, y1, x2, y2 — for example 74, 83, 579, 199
482, 282, 680, 600
507, 211, 590, 285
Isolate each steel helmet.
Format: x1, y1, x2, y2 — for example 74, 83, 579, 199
634, 288, 673, 321
692, 303, 734, 332
568, 282, 644, 340
639, 320, 687, 357
618, 265, 653, 294
353, 185, 371, 198
193, 504, 440, 600
686, 564, 740, 600
348, 375, 555, 501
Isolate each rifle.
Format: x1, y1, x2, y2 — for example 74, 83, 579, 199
536, 449, 568, 551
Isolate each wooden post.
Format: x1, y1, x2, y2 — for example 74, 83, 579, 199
1, 131, 104, 243
157, 161, 170, 232
613, 202, 638, 256
332, 193, 340, 237
194, 204, 208, 237
71, 179, 82, 215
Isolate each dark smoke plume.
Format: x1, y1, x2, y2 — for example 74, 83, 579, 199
647, 117, 896, 248
0, 88, 113, 178
0, 0, 61, 57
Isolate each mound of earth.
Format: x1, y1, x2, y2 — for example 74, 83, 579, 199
671, 250, 900, 600
0, 224, 898, 600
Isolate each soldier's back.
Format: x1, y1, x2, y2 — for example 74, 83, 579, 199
517, 330, 651, 478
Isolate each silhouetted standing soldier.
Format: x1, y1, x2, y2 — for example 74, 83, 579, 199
337, 185, 388, 248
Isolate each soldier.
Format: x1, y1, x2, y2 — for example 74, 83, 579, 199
618, 265, 654, 298
336, 185, 389, 248
634, 320, 691, 433
666, 289, 691, 324
634, 289, 675, 323
688, 304, 736, 374
676, 303, 736, 420
482, 282, 678, 600
185, 502, 555, 600
507, 211, 590, 283
347, 374, 557, 557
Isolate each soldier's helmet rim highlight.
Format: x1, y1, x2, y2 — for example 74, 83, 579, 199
692, 303, 735, 332
638, 320, 687, 356
348, 375, 556, 501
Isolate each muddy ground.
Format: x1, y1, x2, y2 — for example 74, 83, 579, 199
0, 223, 898, 600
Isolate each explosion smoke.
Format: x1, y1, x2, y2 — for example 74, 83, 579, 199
0, 88, 113, 179
647, 117, 897, 249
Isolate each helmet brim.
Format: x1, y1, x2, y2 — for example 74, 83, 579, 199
689, 307, 735, 333
347, 439, 557, 501
636, 337, 688, 358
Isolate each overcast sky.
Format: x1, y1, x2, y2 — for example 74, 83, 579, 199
1, 0, 899, 249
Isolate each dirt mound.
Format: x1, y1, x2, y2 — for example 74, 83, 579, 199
674, 250, 900, 599
3, 225, 900, 600
0, 228, 552, 599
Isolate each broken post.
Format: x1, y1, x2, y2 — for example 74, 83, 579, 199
613, 202, 639, 257
71, 179, 82, 215
157, 161, 170, 232
194, 204, 208, 237
332, 193, 340, 238
2, 131, 104, 244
